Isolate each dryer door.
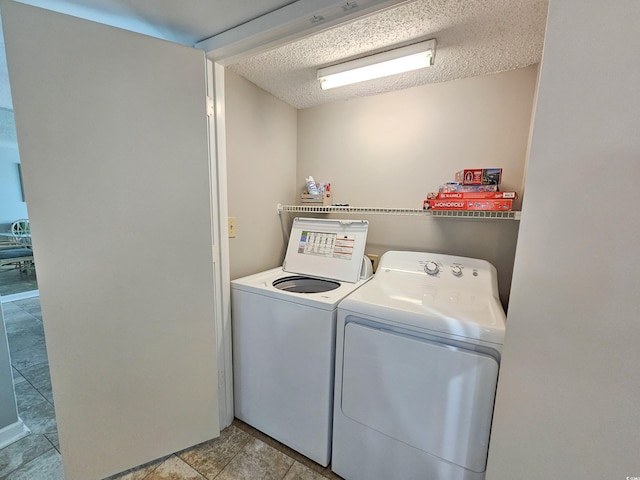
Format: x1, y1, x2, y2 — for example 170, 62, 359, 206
340, 322, 499, 473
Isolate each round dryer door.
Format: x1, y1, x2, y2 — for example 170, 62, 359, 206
273, 276, 340, 293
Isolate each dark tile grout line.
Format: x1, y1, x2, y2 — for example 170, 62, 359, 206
45, 434, 60, 454
11, 362, 54, 408
192, 434, 250, 480
282, 460, 297, 480
136, 458, 162, 480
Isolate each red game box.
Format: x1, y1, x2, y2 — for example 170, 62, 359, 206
439, 183, 499, 193
455, 168, 503, 185
435, 191, 517, 200
425, 199, 513, 211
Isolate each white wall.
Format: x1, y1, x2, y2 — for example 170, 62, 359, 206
297, 66, 538, 305
486, 1, 640, 478
225, 69, 298, 280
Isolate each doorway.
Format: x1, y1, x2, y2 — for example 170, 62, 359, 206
0, 108, 38, 298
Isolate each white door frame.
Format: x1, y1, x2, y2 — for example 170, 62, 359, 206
208, 60, 234, 427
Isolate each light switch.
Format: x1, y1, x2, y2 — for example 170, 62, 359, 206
228, 217, 237, 238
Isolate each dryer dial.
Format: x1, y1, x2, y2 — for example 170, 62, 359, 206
451, 265, 463, 277
424, 261, 439, 276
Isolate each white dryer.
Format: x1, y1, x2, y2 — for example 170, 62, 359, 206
332, 250, 506, 480
231, 217, 371, 467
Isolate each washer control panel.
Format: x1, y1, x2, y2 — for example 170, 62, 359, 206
420, 259, 474, 278
377, 251, 498, 294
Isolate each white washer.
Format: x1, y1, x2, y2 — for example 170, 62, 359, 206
231, 217, 371, 467
332, 250, 506, 480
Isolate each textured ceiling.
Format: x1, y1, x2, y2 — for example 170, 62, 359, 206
230, 0, 549, 109
1, 0, 549, 111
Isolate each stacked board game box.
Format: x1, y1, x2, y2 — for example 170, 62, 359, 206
424, 168, 517, 211
424, 198, 514, 211
454, 168, 502, 185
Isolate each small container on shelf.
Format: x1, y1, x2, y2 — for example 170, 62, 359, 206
305, 176, 319, 195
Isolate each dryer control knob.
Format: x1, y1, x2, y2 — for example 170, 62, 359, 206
451, 265, 463, 277
424, 261, 439, 275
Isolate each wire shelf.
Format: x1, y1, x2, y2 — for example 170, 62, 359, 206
428, 209, 521, 220
277, 204, 521, 220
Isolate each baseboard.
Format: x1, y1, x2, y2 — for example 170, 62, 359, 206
0, 418, 30, 449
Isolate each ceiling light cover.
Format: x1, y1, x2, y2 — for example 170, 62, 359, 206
318, 38, 436, 90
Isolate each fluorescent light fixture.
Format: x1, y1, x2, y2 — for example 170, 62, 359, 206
317, 39, 436, 90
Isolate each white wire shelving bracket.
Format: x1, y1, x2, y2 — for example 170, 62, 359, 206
277, 204, 521, 220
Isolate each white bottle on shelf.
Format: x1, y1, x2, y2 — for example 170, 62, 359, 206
305, 176, 319, 195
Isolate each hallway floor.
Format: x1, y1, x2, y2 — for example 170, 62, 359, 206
0, 264, 38, 298
0, 296, 342, 480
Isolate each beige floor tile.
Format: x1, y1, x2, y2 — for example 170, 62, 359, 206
103, 455, 169, 480
216, 438, 294, 480
142, 455, 206, 480
177, 424, 252, 479
284, 461, 328, 480
232, 420, 341, 479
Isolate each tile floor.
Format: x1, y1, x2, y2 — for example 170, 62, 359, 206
0, 296, 343, 480
0, 263, 38, 298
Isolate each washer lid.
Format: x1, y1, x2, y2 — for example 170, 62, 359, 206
283, 217, 369, 283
